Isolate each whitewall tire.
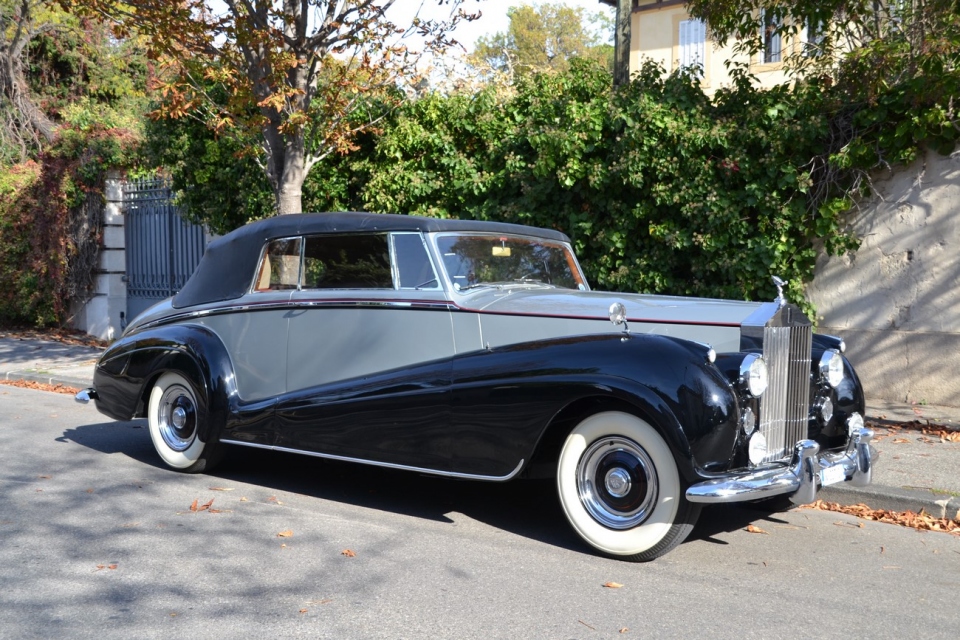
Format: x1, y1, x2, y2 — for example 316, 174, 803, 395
557, 411, 700, 561
148, 371, 221, 473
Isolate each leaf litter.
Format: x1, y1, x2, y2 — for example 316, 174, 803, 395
804, 500, 960, 536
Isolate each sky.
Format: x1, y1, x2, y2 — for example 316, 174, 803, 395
385, 0, 615, 53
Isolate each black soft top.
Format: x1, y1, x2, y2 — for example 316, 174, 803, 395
173, 212, 572, 309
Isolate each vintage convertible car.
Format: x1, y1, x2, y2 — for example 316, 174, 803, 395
77, 212, 876, 561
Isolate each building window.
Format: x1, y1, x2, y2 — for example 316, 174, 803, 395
805, 17, 825, 57
679, 18, 706, 75
761, 10, 781, 63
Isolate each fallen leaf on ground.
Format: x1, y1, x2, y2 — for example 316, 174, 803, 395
299, 608, 308, 614
341, 549, 356, 557
602, 581, 623, 588
209, 487, 234, 491
746, 524, 768, 534
306, 599, 333, 605
891, 438, 910, 444
189, 499, 199, 512
38, 475, 51, 479
94, 564, 118, 572
0, 380, 80, 395
277, 530, 294, 538
619, 628, 629, 634
804, 500, 960, 536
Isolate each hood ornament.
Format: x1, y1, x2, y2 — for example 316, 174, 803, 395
772, 276, 787, 308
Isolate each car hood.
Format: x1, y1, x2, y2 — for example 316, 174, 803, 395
453, 286, 765, 328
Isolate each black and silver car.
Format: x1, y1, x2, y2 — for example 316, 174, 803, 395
77, 212, 876, 561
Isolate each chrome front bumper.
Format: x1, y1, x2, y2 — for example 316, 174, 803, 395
74, 388, 99, 404
685, 427, 876, 505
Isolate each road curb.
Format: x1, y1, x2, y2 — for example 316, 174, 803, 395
2, 371, 90, 390
819, 482, 960, 520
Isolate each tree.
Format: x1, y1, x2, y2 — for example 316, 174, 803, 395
603, 0, 631, 86
471, 2, 613, 76
65, 0, 475, 215
1, 1, 59, 160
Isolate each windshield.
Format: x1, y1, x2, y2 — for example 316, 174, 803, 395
435, 233, 586, 291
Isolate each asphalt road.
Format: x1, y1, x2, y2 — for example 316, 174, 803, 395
2, 385, 958, 639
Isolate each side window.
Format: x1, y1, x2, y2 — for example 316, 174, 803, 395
393, 233, 439, 289
302, 234, 392, 289
254, 237, 302, 291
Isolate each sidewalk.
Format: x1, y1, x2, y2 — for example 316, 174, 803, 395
2, 331, 958, 519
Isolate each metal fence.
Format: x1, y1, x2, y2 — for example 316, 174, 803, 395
123, 177, 208, 321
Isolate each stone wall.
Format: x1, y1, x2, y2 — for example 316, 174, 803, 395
807, 148, 960, 406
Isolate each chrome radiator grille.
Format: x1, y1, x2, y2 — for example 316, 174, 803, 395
758, 323, 812, 462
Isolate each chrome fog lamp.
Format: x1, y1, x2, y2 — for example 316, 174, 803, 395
741, 406, 757, 435
819, 349, 844, 388
739, 354, 768, 398
846, 412, 864, 436
815, 396, 834, 425
748, 431, 767, 466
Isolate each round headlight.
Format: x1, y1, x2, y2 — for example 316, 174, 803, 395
819, 349, 844, 388
739, 354, 768, 398
816, 396, 834, 425
748, 431, 767, 466
741, 405, 757, 435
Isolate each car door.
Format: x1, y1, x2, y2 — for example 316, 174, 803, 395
276, 231, 458, 471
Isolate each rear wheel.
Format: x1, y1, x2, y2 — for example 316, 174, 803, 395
147, 371, 222, 473
557, 411, 700, 561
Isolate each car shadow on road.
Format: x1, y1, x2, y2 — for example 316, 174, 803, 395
62, 420, 795, 559
58, 419, 156, 463
61, 421, 588, 554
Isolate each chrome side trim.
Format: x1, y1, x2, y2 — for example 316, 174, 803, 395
220, 439, 525, 482
134, 299, 457, 332
685, 427, 876, 504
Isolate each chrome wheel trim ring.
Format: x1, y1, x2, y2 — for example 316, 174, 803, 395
157, 384, 197, 452
576, 436, 659, 530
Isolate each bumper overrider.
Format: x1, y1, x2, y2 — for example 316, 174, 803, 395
685, 425, 877, 505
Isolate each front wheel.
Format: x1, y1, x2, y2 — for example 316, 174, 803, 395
147, 371, 222, 473
557, 411, 700, 561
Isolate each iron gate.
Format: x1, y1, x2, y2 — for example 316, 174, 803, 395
123, 178, 208, 321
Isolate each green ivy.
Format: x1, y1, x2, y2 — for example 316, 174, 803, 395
147, 53, 957, 317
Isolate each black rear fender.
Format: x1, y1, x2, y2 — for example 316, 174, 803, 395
93, 324, 237, 443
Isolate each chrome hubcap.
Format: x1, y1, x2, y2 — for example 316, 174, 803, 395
604, 468, 632, 497
577, 436, 658, 530
172, 406, 187, 429
157, 384, 197, 452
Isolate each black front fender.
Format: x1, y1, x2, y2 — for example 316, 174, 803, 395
450, 333, 742, 480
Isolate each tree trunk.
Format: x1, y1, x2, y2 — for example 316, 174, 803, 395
613, 0, 632, 86
275, 134, 308, 215
0, 1, 57, 154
